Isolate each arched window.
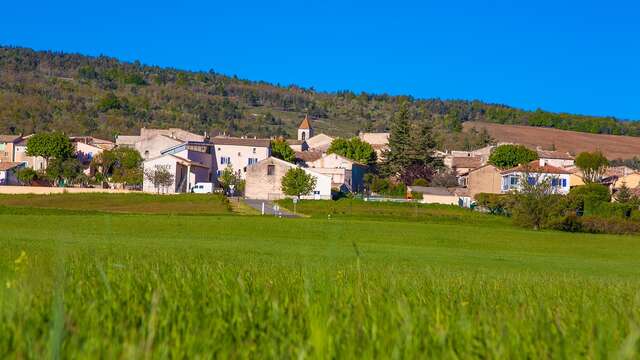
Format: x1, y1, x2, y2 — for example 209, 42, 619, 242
302, 131, 306, 141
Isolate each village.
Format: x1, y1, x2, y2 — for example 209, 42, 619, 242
1, 115, 636, 207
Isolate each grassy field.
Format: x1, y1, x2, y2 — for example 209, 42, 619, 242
0, 193, 231, 215
1, 195, 640, 358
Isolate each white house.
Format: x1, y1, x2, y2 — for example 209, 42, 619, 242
13, 136, 46, 171
244, 157, 332, 200
500, 160, 572, 195
142, 142, 215, 193
305, 153, 368, 192
536, 149, 575, 168
211, 137, 271, 178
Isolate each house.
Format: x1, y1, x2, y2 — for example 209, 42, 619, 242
117, 127, 205, 147
305, 153, 368, 192
0, 135, 22, 163
444, 156, 484, 176
448, 144, 498, 163
142, 142, 216, 193
407, 186, 472, 207
536, 148, 575, 168
0, 162, 25, 185
286, 139, 308, 152
72, 137, 116, 175
500, 161, 572, 194
13, 136, 47, 171
466, 164, 503, 199
244, 157, 332, 200
116, 128, 205, 159
306, 134, 334, 153
211, 137, 271, 178
359, 132, 389, 160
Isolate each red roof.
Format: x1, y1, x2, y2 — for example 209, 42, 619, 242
501, 160, 572, 175
298, 115, 312, 129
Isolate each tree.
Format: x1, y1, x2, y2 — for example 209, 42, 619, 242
26, 132, 75, 165
409, 120, 440, 168
218, 164, 241, 195
144, 166, 174, 194
46, 158, 83, 186
91, 147, 144, 186
488, 144, 538, 169
575, 151, 608, 183
270, 139, 296, 163
382, 102, 412, 176
281, 167, 317, 199
15, 168, 38, 185
511, 172, 561, 230
327, 137, 377, 165
614, 182, 636, 204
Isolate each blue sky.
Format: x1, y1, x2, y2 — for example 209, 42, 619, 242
2, 1, 639, 119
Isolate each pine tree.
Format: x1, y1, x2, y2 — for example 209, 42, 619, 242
615, 182, 634, 203
410, 120, 440, 167
382, 103, 412, 176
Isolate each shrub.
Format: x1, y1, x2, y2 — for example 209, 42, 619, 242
567, 184, 611, 214
412, 178, 429, 187
475, 193, 511, 215
410, 191, 423, 200
580, 216, 640, 235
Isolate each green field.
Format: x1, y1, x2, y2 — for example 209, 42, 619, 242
2, 195, 640, 358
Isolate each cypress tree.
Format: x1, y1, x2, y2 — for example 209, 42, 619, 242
383, 103, 412, 176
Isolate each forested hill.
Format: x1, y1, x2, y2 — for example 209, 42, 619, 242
0, 46, 637, 150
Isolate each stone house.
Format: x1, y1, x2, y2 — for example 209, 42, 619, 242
465, 164, 503, 199
244, 157, 331, 200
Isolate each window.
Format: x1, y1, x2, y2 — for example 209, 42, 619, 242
562, 179, 567, 187
248, 158, 258, 165
144, 150, 149, 158
551, 178, 559, 187
267, 165, 275, 176
527, 177, 536, 185
313, 191, 320, 195
220, 156, 231, 165
237, 152, 241, 157
302, 132, 306, 141
252, 148, 256, 154
510, 176, 518, 186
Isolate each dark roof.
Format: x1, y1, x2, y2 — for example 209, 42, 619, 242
408, 186, 454, 196
451, 156, 483, 169
501, 160, 572, 175
0, 162, 23, 171
212, 137, 271, 147
0, 135, 21, 143
295, 150, 323, 163
537, 149, 574, 160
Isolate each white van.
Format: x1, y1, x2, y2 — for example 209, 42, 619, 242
191, 182, 214, 194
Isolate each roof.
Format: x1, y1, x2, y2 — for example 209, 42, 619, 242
309, 153, 367, 167
144, 153, 209, 168
501, 160, 572, 175
115, 135, 140, 145
212, 137, 271, 147
359, 132, 390, 145
298, 115, 312, 129
251, 156, 330, 179
286, 139, 305, 145
606, 166, 637, 178
451, 156, 483, 169
537, 149, 574, 160
295, 150, 324, 163
467, 164, 499, 174
0, 162, 23, 171
408, 186, 454, 196
0, 135, 21, 143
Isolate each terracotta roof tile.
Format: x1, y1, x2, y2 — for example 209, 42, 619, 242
298, 115, 312, 129
501, 160, 572, 175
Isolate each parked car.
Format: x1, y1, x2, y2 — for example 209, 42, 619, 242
191, 182, 214, 194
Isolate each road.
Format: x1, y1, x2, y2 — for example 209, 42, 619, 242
242, 199, 299, 218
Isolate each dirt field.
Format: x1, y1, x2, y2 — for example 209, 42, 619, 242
464, 122, 640, 159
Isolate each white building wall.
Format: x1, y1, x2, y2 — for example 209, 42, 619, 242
214, 144, 270, 178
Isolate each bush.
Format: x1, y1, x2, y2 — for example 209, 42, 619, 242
412, 178, 429, 187
475, 193, 511, 215
580, 216, 640, 235
410, 191, 423, 200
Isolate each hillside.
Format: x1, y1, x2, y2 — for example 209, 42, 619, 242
1, 45, 639, 151
464, 121, 640, 159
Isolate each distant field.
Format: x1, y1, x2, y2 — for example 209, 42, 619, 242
2, 202, 640, 357
277, 198, 510, 226
464, 121, 640, 159
0, 193, 231, 215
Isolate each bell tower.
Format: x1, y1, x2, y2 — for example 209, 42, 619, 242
297, 115, 314, 141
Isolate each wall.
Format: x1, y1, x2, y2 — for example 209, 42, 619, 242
136, 135, 182, 160
214, 144, 269, 179
467, 165, 502, 199
14, 145, 47, 170
0, 186, 135, 195
245, 158, 331, 200
421, 194, 460, 206
0, 142, 15, 162
143, 156, 178, 194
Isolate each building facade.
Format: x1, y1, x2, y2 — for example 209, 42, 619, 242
244, 157, 331, 200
